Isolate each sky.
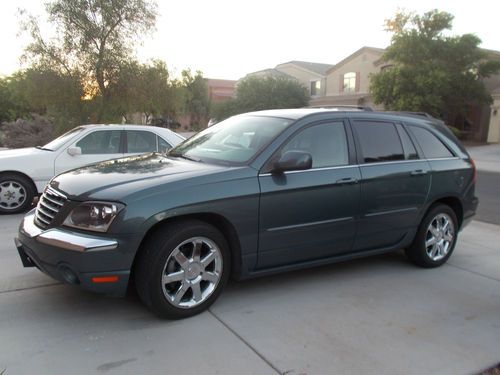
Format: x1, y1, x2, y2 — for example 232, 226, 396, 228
0, 0, 498, 80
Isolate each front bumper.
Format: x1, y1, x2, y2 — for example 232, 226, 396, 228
15, 210, 141, 296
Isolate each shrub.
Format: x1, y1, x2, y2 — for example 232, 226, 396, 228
2, 115, 54, 148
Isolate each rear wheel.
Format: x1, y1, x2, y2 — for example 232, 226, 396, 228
0, 173, 35, 214
135, 220, 230, 319
406, 204, 458, 268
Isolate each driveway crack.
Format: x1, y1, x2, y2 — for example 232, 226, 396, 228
209, 309, 282, 374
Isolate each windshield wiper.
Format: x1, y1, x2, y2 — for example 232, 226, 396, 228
35, 146, 52, 151
169, 152, 202, 162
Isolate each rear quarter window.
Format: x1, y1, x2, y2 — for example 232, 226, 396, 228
409, 126, 454, 159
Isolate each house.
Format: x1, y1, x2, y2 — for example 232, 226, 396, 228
206, 79, 236, 103
247, 46, 500, 143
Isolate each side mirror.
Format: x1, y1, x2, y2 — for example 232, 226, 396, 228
272, 150, 312, 173
67, 146, 82, 156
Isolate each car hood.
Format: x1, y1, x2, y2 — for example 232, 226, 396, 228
50, 153, 227, 200
0, 147, 48, 159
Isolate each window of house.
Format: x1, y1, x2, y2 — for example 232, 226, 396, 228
310, 80, 321, 96
353, 121, 404, 163
281, 122, 349, 168
408, 126, 454, 159
76, 130, 122, 155
343, 72, 356, 93
126, 130, 157, 153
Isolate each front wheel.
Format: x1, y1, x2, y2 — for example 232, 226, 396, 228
0, 173, 35, 214
406, 204, 458, 268
135, 220, 230, 319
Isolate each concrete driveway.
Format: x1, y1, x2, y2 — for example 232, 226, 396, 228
0, 213, 499, 374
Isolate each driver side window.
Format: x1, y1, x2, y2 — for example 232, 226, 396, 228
281, 122, 349, 168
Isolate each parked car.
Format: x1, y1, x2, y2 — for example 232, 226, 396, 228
0, 124, 185, 214
15, 109, 478, 319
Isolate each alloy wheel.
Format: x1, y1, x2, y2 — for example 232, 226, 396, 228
161, 237, 223, 309
425, 213, 455, 261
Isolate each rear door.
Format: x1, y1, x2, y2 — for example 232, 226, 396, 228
258, 120, 361, 268
351, 120, 431, 251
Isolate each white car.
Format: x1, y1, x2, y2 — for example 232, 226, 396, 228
0, 124, 185, 214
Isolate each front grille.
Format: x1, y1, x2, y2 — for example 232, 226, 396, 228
35, 187, 67, 229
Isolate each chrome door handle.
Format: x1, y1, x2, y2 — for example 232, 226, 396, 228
336, 177, 359, 185
410, 169, 428, 176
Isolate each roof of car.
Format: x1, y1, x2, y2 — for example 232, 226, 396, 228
242, 108, 438, 122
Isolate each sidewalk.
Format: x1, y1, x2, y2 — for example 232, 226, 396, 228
467, 144, 500, 173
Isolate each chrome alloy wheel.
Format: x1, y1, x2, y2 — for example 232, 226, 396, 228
0, 180, 27, 210
425, 213, 455, 261
161, 237, 223, 309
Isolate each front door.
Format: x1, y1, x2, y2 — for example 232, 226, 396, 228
54, 129, 124, 175
258, 121, 360, 269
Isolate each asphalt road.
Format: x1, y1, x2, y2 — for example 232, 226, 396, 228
476, 171, 500, 225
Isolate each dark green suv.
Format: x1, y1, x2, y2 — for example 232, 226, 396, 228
15, 109, 478, 318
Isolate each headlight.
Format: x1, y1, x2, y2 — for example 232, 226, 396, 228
63, 202, 124, 232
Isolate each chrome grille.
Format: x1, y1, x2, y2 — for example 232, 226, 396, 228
35, 187, 67, 229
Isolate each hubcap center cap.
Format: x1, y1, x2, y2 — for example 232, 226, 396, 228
186, 263, 202, 279
5, 191, 15, 200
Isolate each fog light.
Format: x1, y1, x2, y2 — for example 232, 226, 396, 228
57, 264, 80, 285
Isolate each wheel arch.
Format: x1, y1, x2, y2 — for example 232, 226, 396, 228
426, 196, 464, 229
132, 212, 243, 280
0, 170, 38, 193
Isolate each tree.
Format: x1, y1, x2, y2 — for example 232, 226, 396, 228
181, 70, 209, 129
0, 75, 32, 123
370, 10, 500, 124
211, 76, 309, 121
22, 0, 158, 121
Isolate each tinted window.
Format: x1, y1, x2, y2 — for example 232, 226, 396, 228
44, 127, 84, 151
409, 126, 453, 159
281, 122, 348, 168
158, 136, 172, 152
396, 124, 419, 160
76, 130, 121, 155
127, 131, 157, 153
353, 121, 404, 163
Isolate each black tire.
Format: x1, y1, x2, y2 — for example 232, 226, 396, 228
134, 220, 231, 319
0, 173, 36, 214
406, 204, 458, 268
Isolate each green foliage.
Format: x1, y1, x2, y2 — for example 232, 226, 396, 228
21, 0, 158, 122
2, 114, 54, 148
211, 76, 309, 121
110, 60, 180, 124
0, 75, 32, 122
370, 9, 500, 120
181, 70, 209, 129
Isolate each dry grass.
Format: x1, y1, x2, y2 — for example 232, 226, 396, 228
480, 363, 500, 375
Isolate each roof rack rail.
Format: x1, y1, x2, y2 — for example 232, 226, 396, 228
308, 105, 373, 111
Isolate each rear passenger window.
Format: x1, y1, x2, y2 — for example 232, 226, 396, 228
127, 131, 157, 153
409, 126, 453, 159
353, 121, 404, 163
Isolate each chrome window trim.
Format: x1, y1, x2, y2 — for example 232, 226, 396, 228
259, 157, 462, 176
259, 164, 356, 177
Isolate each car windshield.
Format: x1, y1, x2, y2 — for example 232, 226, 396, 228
42, 127, 85, 151
169, 115, 293, 165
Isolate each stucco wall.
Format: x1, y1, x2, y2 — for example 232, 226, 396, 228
275, 64, 326, 96
325, 50, 383, 96
487, 94, 500, 143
